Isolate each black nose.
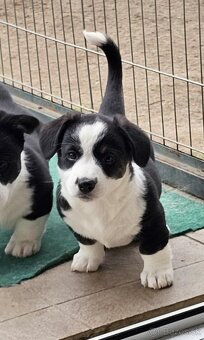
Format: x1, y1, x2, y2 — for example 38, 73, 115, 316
77, 177, 97, 194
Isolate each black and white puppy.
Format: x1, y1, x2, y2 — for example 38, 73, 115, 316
40, 31, 173, 289
0, 83, 53, 257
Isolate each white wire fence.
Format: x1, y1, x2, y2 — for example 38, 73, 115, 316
0, 0, 203, 158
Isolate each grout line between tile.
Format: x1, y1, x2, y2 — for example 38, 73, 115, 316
0, 279, 141, 325
185, 234, 204, 245
1, 242, 204, 326
53, 278, 141, 307
54, 259, 204, 308
54, 260, 204, 307
174, 259, 204, 271
0, 305, 51, 324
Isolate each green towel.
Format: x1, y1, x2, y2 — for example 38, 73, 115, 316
161, 187, 204, 235
0, 156, 203, 287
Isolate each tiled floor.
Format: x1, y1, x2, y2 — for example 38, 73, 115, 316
0, 229, 204, 340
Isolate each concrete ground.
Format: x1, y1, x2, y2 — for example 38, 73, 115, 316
0, 229, 204, 340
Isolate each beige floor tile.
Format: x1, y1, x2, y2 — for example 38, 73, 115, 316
57, 261, 204, 338
0, 285, 49, 322
0, 235, 203, 339
0, 306, 90, 340
187, 229, 204, 244
21, 244, 142, 305
19, 235, 204, 306
170, 235, 204, 267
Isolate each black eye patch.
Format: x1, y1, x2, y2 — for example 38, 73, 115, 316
102, 151, 116, 165
93, 135, 129, 179
58, 141, 83, 169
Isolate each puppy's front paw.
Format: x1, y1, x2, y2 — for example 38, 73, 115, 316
140, 244, 173, 289
71, 251, 101, 272
71, 243, 105, 273
140, 267, 173, 289
5, 239, 41, 258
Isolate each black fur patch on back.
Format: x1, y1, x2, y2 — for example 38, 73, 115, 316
0, 131, 22, 185
24, 146, 53, 220
0, 85, 53, 221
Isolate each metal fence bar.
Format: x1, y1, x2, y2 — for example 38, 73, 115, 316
31, 0, 43, 93
1, 19, 204, 88
0, 1, 203, 159
183, 0, 193, 155
140, 0, 152, 134
22, 0, 33, 91
13, 0, 23, 86
3, 1, 14, 86
168, 0, 179, 150
127, 0, 139, 124
59, 0, 73, 106
40, 0, 53, 97
102, 0, 107, 34
92, 0, 103, 100
114, 0, 120, 47
50, 0, 63, 103
69, 0, 82, 111
147, 131, 202, 153
2, 73, 202, 155
81, 0, 94, 110
198, 0, 204, 138
0, 74, 93, 112
154, 0, 165, 142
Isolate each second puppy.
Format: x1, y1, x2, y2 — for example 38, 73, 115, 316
0, 83, 53, 257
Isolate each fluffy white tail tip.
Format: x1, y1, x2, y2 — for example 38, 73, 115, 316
83, 30, 107, 47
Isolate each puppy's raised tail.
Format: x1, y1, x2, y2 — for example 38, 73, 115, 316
83, 30, 125, 116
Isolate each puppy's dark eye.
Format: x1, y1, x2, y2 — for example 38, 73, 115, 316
67, 150, 78, 161
103, 154, 115, 165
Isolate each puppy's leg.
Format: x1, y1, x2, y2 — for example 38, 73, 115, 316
139, 202, 173, 289
140, 244, 173, 289
5, 215, 48, 257
71, 242, 105, 272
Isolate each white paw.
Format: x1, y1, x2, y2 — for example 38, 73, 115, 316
140, 267, 173, 289
71, 242, 105, 272
71, 252, 102, 272
5, 239, 41, 258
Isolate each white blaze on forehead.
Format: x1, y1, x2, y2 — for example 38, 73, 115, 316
58, 121, 108, 199
78, 121, 106, 155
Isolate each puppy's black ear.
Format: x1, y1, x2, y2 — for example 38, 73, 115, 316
12, 114, 39, 134
39, 112, 81, 160
114, 115, 151, 167
0, 111, 39, 134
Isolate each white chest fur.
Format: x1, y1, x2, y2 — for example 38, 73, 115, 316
61, 163, 146, 248
0, 152, 33, 229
